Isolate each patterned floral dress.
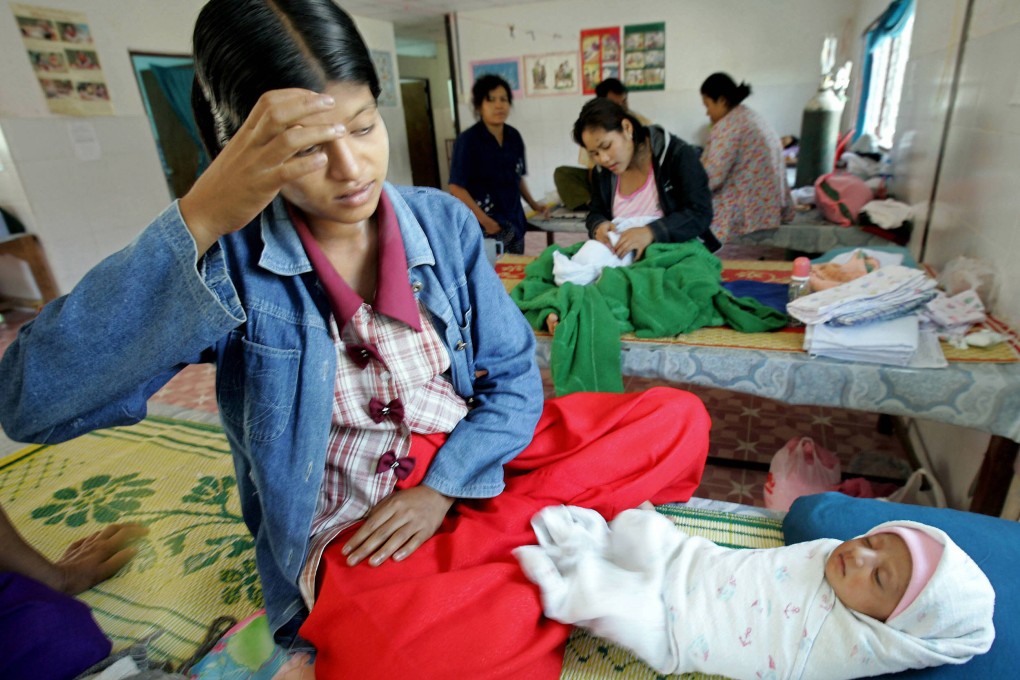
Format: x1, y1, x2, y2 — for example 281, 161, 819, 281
701, 104, 794, 243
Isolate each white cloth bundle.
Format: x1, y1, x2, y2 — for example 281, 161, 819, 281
551, 215, 656, 286
515, 507, 994, 680
861, 199, 913, 229
921, 289, 987, 346
787, 265, 937, 326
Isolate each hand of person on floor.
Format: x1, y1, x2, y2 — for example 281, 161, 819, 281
546, 313, 559, 333
53, 522, 149, 595
343, 486, 454, 567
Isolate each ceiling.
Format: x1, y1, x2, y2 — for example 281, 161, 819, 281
341, 0, 548, 42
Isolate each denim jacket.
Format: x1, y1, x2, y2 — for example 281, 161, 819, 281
0, 183, 543, 640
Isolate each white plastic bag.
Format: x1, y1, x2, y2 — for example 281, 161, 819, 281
881, 468, 947, 508
937, 256, 998, 310
763, 437, 842, 512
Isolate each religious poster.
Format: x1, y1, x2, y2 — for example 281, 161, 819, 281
580, 26, 621, 95
523, 51, 580, 97
12, 3, 113, 115
370, 50, 398, 107
623, 22, 666, 91
469, 58, 522, 98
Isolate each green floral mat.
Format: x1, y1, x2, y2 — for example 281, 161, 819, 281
2, 416, 786, 678
0, 416, 258, 668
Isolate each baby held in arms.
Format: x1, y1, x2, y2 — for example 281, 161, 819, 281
514, 505, 995, 680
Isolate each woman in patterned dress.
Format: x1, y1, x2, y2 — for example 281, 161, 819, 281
700, 72, 795, 243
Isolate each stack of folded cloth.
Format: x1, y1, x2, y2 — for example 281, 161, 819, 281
788, 265, 945, 367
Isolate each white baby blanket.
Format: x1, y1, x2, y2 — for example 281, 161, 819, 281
551, 216, 657, 286
516, 507, 994, 680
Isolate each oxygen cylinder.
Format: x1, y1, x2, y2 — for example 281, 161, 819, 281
794, 87, 844, 188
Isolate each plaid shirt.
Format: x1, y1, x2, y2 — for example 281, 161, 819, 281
298, 300, 468, 607
287, 197, 468, 608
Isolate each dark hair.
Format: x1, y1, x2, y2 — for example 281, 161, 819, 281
571, 97, 648, 147
471, 74, 512, 110
594, 77, 626, 99
699, 72, 752, 107
190, 0, 380, 158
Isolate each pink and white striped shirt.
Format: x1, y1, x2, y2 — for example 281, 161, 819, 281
613, 165, 664, 221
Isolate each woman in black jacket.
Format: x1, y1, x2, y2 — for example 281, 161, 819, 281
573, 98, 719, 260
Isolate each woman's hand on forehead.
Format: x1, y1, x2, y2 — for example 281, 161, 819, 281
179, 88, 343, 256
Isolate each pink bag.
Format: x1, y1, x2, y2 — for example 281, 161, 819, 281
815, 172, 874, 226
763, 436, 841, 511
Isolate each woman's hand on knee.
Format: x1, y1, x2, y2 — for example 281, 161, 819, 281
342, 487, 454, 567
180, 89, 342, 255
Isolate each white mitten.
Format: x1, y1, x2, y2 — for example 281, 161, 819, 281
529, 505, 610, 571
607, 508, 685, 573
517, 506, 679, 674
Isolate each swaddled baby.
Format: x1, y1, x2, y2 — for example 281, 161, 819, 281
514, 505, 995, 680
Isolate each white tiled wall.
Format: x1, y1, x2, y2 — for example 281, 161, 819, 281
892, 0, 1020, 327
890, 0, 1020, 511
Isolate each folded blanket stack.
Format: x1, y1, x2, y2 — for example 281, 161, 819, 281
788, 265, 946, 367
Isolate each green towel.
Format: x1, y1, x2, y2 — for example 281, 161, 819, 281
511, 241, 788, 395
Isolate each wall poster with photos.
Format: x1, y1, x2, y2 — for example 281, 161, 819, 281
623, 22, 666, 91
523, 51, 580, 97
579, 26, 621, 95
12, 3, 113, 115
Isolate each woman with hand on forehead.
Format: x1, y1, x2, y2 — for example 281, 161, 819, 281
0, 1, 713, 677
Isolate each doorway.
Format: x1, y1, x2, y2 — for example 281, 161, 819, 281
129, 52, 204, 200
400, 78, 442, 189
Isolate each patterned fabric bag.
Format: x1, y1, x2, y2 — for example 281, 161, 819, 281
815, 172, 874, 226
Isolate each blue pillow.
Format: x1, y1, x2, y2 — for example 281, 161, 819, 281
784, 493, 1016, 679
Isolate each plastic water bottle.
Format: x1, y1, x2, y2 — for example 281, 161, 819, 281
787, 257, 812, 327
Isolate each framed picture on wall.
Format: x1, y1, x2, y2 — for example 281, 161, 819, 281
469, 58, 522, 98
523, 51, 580, 97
